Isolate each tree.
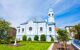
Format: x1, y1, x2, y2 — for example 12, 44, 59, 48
74, 24, 80, 40
0, 18, 10, 44
70, 27, 76, 33
74, 24, 80, 34
34, 35, 39, 41
57, 29, 70, 50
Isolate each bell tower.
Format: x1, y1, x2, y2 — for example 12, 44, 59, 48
48, 8, 54, 23
47, 8, 57, 42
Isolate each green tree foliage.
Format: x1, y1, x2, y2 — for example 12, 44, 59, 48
57, 29, 69, 42
40, 34, 46, 41
34, 35, 39, 41
28, 37, 32, 41
74, 24, 80, 34
74, 24, 80, 40
22, 35, 27, 41
0, 18, 10, 44
57, 29, 70, 50
0, 18, 10, 31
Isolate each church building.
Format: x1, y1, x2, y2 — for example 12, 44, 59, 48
16, 9, 57, 42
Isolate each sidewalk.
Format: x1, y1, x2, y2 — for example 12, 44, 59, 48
48, 43, 54, 50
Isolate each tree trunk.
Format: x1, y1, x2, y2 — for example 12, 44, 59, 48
63, 41, 67, 50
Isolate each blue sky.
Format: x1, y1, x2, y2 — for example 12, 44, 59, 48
0, 0, 80, 28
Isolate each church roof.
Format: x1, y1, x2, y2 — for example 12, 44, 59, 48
47, 22, 55, 25
20, 22, 28, 25
20, 21, 56, 25
20, 16, 47, 25
20, 21, 46, 25
33, 20, 46, 23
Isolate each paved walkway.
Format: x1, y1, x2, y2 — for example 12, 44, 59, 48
52, 43, 75, 50
48, 43, 54, 50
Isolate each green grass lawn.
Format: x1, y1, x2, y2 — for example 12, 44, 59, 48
0, 41, 51, 50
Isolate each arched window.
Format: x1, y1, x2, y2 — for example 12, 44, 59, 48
22, 28, 24, 32
52, 14, 53, 16
49, 27, 52, 32
40, 27, 43, 31
18, 29, 20, 32
48, 14, 50, 16
29, 27, 32, 31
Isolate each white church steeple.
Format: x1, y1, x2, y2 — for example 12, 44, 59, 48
48, 8, 55, 23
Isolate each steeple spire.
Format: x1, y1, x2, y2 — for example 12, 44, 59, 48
49, 8, 53, 12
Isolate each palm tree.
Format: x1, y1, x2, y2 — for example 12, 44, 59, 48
57, 29, 70, 50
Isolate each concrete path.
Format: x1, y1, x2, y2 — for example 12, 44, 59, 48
48, 43, 54, 50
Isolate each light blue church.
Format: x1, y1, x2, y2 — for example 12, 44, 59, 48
16, 9, 57, 42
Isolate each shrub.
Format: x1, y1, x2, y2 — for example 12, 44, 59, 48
28, 37, 32, 41
50, 35, 54, 41
51, 36, 54, 42
22, 35, 27, 41
40, 34, 46, 41
6, 36, 14, 43
0, 39, 1, 44
34, 35, 39, 41
0, 35, 14, 44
